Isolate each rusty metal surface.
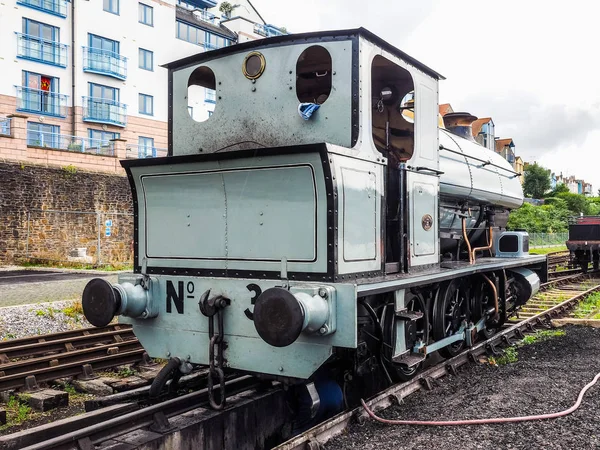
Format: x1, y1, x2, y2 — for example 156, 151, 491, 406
2, 375, 271, 450
0, 325, 144, 392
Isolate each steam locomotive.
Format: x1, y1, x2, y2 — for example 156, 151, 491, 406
82, 28, 547, 414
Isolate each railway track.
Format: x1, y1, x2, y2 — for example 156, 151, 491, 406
2, 274, 599, 449
546, 251, 570, 271
0, 324, 147, 392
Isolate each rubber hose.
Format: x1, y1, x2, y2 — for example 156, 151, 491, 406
149, 357, 181, 399
360, 371, 600, 426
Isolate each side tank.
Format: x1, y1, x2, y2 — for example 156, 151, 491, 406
436, 120, 523, 255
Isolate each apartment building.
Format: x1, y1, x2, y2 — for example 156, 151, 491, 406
0, 0, 285, 173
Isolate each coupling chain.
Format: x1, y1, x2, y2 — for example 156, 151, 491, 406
199, 290, 230, 410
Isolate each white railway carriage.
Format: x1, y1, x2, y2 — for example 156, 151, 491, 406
82, 28, 546, 413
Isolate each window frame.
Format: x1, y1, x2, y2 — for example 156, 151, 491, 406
138, 3, 153, 26
103, 0, 119, 15
89, 33, 120, 54
23, 17, 59, 41
89, 129, 120, 142
139, 48, 153, 71
89, 82, 119, 102
139, 93, 154, 116
27, 121, 59, 148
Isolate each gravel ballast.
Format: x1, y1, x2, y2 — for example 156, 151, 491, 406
0, 300, 91, 340
325, 326, 600, 450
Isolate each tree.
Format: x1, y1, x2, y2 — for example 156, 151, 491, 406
219, 1, 239, 18
522, 163, 551, 199
550, 183, 569, 196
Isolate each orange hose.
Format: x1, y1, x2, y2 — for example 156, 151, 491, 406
480, 273, 499, 321
360, 371, 600, 426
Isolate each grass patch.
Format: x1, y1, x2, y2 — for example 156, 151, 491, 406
529, 246, 567, 255
62, 301, 83, 319
117, 367, 136, 378
489, 346, 518, 366
572, 292, 600, 318
520, 329, 566, 345
0, 396, 32, 430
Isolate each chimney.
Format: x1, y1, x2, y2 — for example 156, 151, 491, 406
443, 112, 478, 142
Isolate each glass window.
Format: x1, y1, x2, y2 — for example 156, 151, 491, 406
89, 129, 119, 142
89, 34, 119, 54
23, 18, 58, 41
139, 93, 153, 115
138, 3, 153, 26
103, 0, 119, 14
177, 20, 230, 47
89, 83, 118, 101
139, 48, 153, 71
27, 122, 59, 148
138, 136, 155, 158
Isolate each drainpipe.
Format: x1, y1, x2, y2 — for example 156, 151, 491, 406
71, 0, 76, 137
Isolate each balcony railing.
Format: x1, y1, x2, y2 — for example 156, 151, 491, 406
16, 86, 68, 118
82, 97, 127, 127
125, 144, 168, 159
205, 89, 216, 103
0, 118, 11, 137
83, 47, 127, 80
253, 23, 286, 38
26, 131, 115, 156
177, 0, 218, 11
16, 33, 68, 68
17, 0, 67, 18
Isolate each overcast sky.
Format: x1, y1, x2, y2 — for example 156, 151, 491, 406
252, 0, 600, 191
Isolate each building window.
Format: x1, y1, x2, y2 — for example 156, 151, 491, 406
139, 93, 153, 115
18, 71, 65, 117
23, 17, 59, 41
103, 0, 119, 14
89, 34, 119, 54
139, 48, 153, 71
27, 122, 59, 148
138, 3, 153, 26
19, 18, 66, 67
176, 20, 232, 49
138, 136, 155, 157
89, 129, 120, 142
90, 82, 119, 101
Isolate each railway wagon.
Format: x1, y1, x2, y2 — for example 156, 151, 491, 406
81, 28, 547, 416
567, 216, 600, 272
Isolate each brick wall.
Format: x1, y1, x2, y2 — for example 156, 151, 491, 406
0, 161, 133, 265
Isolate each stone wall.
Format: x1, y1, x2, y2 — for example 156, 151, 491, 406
0, 161, 133, 265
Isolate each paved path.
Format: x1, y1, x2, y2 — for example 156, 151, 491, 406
0, 269, 119, 307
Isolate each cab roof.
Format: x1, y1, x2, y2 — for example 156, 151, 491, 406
162, 27, 445, 80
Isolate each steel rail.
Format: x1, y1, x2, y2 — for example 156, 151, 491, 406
7, 375, 263, 450
274, 279, 600, 450
0, 324, 132, 351
0, 328, 137, 361
0, 347, 147, 391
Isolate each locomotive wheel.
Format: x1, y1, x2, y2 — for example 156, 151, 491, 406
471, 278, 496, 340
432, 279, 470, 359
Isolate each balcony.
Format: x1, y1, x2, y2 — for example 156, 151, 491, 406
17, 0, 67, 18
253, 23, 286, 38
26, 131, 115, 156
205, 89, 216, 103
0, 118, 11, 137
125, 144, 168, 159
82, 97, 127, 127
16, 86, 68, 118
83, 47, 127, 80
177, 0, 217, 10
16, 33, 68, 68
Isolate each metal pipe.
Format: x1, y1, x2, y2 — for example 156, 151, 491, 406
480, 273, 499, 321
361, 370, 600, 426
471, 226, 494, 262
461, 218, 474, 264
